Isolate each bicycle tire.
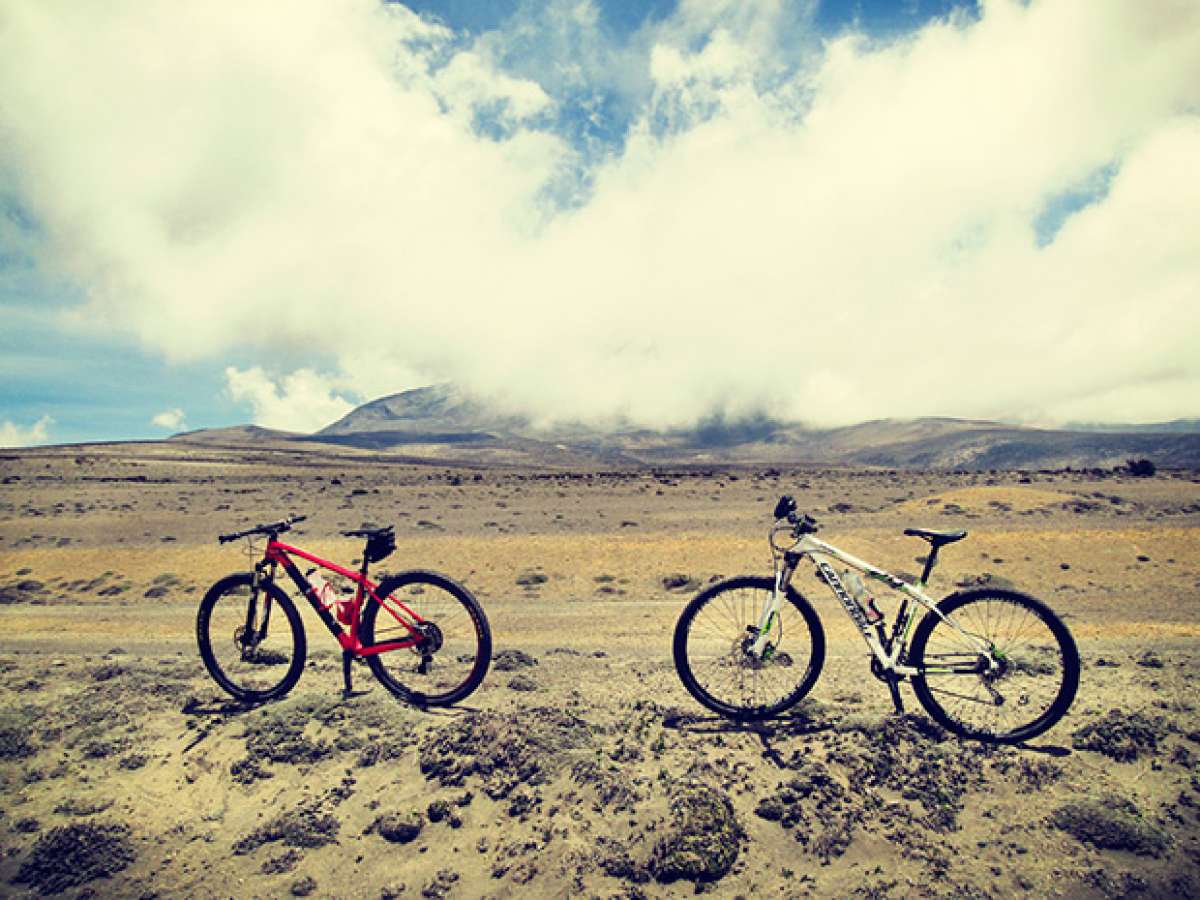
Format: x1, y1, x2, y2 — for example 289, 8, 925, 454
361, 570, 491, 707
673, 575, 825, 721
197, 572, 306, 703
909, 587, 1079, 744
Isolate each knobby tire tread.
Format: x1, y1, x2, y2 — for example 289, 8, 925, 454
361, 570, 492, 707
196, 572, 306, 704
909, 587, 1079, 744
673, 575, 825, 721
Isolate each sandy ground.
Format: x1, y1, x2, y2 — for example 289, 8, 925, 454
0, 442, 1198, 898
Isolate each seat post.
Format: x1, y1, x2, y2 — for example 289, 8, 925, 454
920, 547, 939, 585
905, 528, 966, 585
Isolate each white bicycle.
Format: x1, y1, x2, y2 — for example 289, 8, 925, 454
673, 495, 1080, 743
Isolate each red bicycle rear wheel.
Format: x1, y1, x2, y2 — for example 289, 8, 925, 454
361, 570, 491, 707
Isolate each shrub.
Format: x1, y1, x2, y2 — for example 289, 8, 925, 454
650, 782, 742, 883
14, 822, 135, 894
1125, 459, 1156, 477
1050, 797, 1170, 857
1071, 710, 1166, 762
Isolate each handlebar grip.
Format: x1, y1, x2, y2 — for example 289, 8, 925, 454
773, 495, 797, 520
217, 514, 305, 544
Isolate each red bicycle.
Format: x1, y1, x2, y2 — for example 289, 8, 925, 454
196, 515, 491, 706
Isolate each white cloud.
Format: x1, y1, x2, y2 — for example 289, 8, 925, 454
1, 0, 1198, 428
433, 50, 554, 125
0, 415, 53, 448
151, 408, 187, 431
225, 367, 357, 433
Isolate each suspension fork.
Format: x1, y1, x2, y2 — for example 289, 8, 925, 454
749, 550, 800, 656
244, 559, 277, 646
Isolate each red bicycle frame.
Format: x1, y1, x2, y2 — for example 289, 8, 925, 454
262, 537, 425, 656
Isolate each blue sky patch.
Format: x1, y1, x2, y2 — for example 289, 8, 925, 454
1033, 162, 1119, 248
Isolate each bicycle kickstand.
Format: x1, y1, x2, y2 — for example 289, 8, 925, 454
885, 675, 905, 714
342, 650, 354, 698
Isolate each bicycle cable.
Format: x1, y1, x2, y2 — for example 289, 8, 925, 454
241, 536, 263, 566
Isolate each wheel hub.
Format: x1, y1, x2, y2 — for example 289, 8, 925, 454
981, 653, 1009, 680
732, 634, 771, 670
233, 625, 256, 653
415, 621, 444, 655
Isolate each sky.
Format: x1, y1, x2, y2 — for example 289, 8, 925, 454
1, 0, 1198, 446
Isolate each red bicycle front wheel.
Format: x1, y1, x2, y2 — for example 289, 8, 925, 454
197, 572, 306, 703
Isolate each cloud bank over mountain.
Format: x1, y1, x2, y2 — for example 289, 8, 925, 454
2, 0, 1198, 430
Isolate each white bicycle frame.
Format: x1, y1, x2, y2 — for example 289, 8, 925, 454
750, 529, 994, 678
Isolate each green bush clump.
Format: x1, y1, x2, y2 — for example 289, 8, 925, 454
0, 708, 38, 760
419, 707, 593, 800
233, 800, 340, 855
650, 782, 742, 883
369, 813, 422, 844
1050, 797, 1170, 857
14, 821, 135, 894
1071, 710, 1167, 762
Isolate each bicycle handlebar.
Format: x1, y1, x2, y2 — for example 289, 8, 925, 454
773, 494, 818, 535
218, 514, 307, 544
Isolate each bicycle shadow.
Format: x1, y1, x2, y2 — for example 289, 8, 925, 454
662, 706, 1071, 764
178, 690, 479, 754
414, 702, 482, 718
662, 708, 832, 769
179, 695, 259, 752
348, 683, 482, 717
182, 696, 257, 717
1014, 741, 1072, 757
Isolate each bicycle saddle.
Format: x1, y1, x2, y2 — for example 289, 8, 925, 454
904, 527, 967, 548
341, 525, 393, 538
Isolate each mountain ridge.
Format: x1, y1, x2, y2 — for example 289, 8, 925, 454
173, 385, 1200, 469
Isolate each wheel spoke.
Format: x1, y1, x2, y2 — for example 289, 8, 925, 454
913, 591, 1076, 743
366, 576, 488, 705
676, 579, 822, 719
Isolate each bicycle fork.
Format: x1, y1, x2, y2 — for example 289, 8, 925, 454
747, 551, 800, 659
242, 563, 275, 656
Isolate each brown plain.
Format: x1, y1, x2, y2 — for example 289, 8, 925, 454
0, 442, 1197, 897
